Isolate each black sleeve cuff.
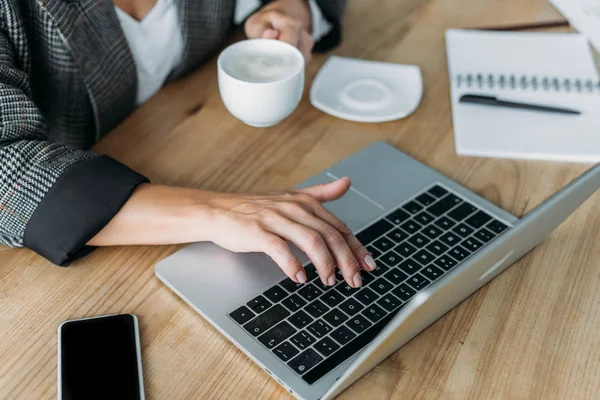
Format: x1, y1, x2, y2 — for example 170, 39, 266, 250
311, 1, 343, 53
23, 156, 149, 266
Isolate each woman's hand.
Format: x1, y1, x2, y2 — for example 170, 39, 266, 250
205, 178, 376, 288
245, 0, 314, 62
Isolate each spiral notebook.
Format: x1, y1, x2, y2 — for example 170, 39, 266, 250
446, 29, 600, 163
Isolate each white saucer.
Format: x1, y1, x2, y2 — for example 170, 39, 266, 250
310, 56, 423, 123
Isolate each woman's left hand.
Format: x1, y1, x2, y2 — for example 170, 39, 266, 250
245, 0, 314, 62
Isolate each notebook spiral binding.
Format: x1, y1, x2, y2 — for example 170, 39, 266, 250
455, 73, 600, 93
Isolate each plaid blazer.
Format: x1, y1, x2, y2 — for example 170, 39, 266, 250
0, 0, 345, 265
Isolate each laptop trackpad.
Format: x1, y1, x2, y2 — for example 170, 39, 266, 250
298, 173, 386, 232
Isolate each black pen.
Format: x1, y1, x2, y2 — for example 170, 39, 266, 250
459, 94, 581, 115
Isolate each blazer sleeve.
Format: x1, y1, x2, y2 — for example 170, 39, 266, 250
0, 26, 148, 266
311, 0, 346, 52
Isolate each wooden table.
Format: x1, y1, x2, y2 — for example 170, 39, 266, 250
2, 0, 600, 398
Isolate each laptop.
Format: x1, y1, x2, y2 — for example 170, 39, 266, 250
155, 142, 600, 399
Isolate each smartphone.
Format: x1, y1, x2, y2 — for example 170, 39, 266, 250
58, 314, 145, 400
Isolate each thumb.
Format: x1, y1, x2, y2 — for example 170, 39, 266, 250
297, 177, 352, 203
262, 29, 279, 39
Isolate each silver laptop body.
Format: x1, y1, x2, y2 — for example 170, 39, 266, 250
155, 142, 600, 400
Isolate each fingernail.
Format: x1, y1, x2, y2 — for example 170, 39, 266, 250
296, 270, 307, 284
364, 255, 376, 271
353, 271, 362, 288
327, 274, 336, 286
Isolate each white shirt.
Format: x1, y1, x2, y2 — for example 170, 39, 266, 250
116, 0, 332, 105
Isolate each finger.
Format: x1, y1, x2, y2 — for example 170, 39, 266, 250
298, 31, 314, 62
258, 232, 307, 283
263, 212, 337, 287
277, 23, 301, 47
279, 204, 363, 287
297, 177, 351, 203
262, 29, 280, 39
245, 15, 273, 39
311, 203, 376, 273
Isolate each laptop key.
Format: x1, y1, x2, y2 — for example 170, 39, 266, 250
273, 341, 299, 362
321, 290, 345, 307
407, 273, 430, 291
264, 285, 288, 303
298, 284, 322, 301
400, 220, 422, 235
421, 265, 444, 282
290, 330, 316, 350
474, 228, 496, 243
395, 242, 418, 258
377, 293, 403, 312
413, 249, 436, 266
439, 231, 461, 247
354, 287, 379, 305
339, 298, 364, 316
487, 219, 509, 234
280, 278, 303, 293
434, 216, 456, 230
384, 268, 408, 285
314, 337, 341, 357
462, 237, 484, 252
366, 245, 382, 259
347, 314, 373, 334
408, 233, 430, 248
426, 240, 449, 257
452, 223, 475, 238
243, 305, 290, 336
380, 250, 402, 267
422, 224, 444, 239
356, 219, 394, 245
402, 200, 423, 214
399, 259, 420, 276
428, 185, 448, 198
336, 283, 360, 297
304, 264, 319, 281
428, 194, 461, 216
362, 304, 387, 323
330, 326, 356, 345
392, 283, 416, 302
448, 202, 477, 222
465, 210, 493, 229
229, 306, 255, 325
288, 348, 323, 375
305, 300, 330, 318
370, 263, 389, 277
415, 192, 436, 206
386, 208, 411, 225
323, 308, 349, 327
361, 270, 376, 286
414, 211, 435, 226
387, 228, 409, 243
281, 294, 307, 312
247, 295, 272, 314
307, 319, 332, 339
371, 278, 394, 295
288, 310, 314, 329
373, 237, 394, 252
258, 321, 296, 349
313, 279, 334, 292
448, 245, 471, 262
434, 255, 458, 271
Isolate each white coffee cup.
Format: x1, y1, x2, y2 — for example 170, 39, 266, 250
217, 39, 305, 127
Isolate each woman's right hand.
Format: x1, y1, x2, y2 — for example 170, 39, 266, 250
202, 177, 376, 288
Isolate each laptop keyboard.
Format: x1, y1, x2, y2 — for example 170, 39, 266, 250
228, 184, 509, 384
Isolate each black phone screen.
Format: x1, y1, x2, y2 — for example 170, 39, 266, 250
59, 314, 142, 400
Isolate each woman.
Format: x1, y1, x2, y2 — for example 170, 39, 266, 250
0, 0, 375, 289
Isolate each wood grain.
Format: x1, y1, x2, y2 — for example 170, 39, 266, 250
2, 0, 599, 399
